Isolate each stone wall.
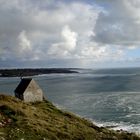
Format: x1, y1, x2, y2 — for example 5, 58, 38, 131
23, 79, 43, 102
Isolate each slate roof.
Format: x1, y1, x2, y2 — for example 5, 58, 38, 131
14, 78, 32, 94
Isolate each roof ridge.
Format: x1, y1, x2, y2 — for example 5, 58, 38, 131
14, 78, 33, 94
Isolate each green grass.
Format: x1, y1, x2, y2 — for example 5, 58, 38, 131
0, 94, 140, 140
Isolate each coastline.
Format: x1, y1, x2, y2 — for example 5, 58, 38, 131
0, 94, 140, 140
0, 69, 140, 135
0, 68, 79, 77
54, 102, 140, 134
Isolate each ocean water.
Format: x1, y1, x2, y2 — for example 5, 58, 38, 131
1, 67, 140, 133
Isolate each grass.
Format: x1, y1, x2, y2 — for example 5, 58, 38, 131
0, 94, 140, 140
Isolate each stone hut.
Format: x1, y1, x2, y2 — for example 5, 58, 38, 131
14, 78, 43, 102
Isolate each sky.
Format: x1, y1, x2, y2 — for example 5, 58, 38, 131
0, 0, 140, 68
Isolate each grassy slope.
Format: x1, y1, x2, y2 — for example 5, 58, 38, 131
0, 95, 140, 140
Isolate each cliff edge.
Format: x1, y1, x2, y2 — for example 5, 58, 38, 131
0, 95, 139, 140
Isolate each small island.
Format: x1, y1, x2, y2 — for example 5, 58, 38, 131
0, 68, 78, 77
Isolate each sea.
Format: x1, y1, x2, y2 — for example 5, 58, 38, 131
1, 67, 140, 133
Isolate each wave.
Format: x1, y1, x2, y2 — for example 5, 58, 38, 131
93, 120, 140, 133
54, 103, 140, 133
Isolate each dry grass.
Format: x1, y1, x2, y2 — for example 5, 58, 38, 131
0, 94, 140, 140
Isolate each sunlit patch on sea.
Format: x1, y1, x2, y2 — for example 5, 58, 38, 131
1, 67, 140, 132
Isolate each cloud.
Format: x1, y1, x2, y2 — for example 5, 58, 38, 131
0, 0, 101, 66
61, 25, 77, 51
17, 31, 32, 52
11, 30, 34, 60
0, 0, 139, 68
93, 0, 140, 47
48, 25, 77, 57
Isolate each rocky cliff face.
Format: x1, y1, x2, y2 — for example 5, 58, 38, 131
0, 94, 139, 140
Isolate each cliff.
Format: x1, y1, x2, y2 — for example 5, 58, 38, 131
0, 95, 139, 140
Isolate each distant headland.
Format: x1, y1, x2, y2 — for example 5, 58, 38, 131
0, 68, 79, 77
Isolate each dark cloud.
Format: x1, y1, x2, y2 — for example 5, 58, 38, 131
0, 0, 139, 68
93, 0, 140, 46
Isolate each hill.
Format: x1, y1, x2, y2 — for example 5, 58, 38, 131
0, 68, 78, 77
0, 95, 139, 140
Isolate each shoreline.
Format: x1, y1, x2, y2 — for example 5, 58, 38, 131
0, 71, 140, 136
0, 94, 140, 139
54, 103, 140, 133
0, 68, 79, 77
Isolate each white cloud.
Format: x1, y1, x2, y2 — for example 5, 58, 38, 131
10, 30, 33, 61
61, 26, 77, 51
18, 30, 32, 52
0, 0, 139, 67
48, 25, 77, 57
0, 0, 100, 64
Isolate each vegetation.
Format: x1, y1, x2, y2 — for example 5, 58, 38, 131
0, 68, 78, 77
0, 94, 140, 140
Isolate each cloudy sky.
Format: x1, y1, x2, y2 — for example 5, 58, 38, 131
0, 0, 140, 68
